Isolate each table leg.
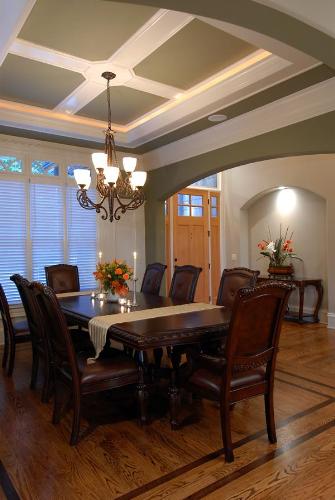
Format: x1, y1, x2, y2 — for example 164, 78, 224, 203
314, 283, 324, 322
136, 350, 149, 426
169, 347, 181, 430
298, 286, 305, 323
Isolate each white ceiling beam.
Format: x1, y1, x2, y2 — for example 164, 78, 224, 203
0, 0, 36, 65
197, 16, 318, 67
126, 75, 183, 99
110, 9, 194, 68
54, 80, 105, 114
9, 38, 90, 73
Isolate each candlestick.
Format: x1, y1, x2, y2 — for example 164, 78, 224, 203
133, 251, 137, 280
132, 277, 138, 306
98, 250, 102, 263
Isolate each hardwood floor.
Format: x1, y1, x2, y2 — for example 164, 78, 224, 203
0, 322, 335, 499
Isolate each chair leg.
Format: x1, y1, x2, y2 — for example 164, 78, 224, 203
70, 392, 81, 446
2, 332, 9, 370
265, 392, 277, 444
220, 401, 234, 462
41, 358, 52, 403
30, 349, 39, 390
7, 340, 16, 377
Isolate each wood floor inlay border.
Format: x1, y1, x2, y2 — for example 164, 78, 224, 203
184, 417, 335, 499
277, 368, 335, 390
116, 375, 335, 500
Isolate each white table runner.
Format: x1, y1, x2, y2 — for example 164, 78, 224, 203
56, 290, 94, 298
89, 302, 221, 359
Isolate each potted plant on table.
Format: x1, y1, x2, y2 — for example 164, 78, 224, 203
258, 226, 302, 277
93, 260, 132, 302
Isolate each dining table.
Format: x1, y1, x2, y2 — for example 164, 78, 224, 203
58, 292, 231, 428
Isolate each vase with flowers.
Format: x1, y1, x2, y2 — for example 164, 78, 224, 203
93, 260, 132, 302
258, 226, 302, 277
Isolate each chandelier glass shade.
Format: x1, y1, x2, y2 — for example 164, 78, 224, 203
74, 72, 147, 222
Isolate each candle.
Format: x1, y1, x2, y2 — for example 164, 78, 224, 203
98, 251, 102, 263
133, 251, 137, 279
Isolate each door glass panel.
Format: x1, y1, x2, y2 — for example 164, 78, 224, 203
211, 196, 217, 207
178, 193, 190, 205
191, 206, 203, 217
211, 207, 217, 217
178, 205, 190, 216
191, 195, 203, 206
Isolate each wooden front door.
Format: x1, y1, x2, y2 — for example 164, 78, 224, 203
173, 189, 209, 302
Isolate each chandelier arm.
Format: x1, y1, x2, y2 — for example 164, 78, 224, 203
113, 189, 145, 220
76, 189, 108, 220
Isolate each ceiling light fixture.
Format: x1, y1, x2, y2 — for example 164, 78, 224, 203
208, 114, 227, 123
74, 72, 147, 222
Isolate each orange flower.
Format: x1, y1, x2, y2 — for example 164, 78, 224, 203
115, 268, 123, 275
119, 285, 128, 297
123, 273, 129, 280
111, 280, 119, 288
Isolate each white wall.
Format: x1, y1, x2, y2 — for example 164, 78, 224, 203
221, 154, 335, 327
247, 187, 327, 314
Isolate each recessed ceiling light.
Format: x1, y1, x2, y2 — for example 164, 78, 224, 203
208, 114, 227, 123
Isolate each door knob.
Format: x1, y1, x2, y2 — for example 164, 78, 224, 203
174, 258, 178, 262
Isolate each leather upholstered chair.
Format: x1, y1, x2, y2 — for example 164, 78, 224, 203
45, 264, 80, 294
217, 267, 260, 308
169, 265, 202, 302
141, 263, 167, 295
184, 281, 294, 462
10, 274, 52, 402
204, 267, 260, 355
33, 281, 139, 445
0, 284, 30, 376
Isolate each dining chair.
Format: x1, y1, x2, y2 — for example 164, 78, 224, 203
169, 265, 202, 302
204, 267, 260, 355
33, 281, 139, 445
0, 284, 31, 376
10, 274, 52, 402
141, 262, 167, 295
45, 264, 80, 294
184, 281, 294, 462
154, 265, 202, 375
216, 267, 260, 308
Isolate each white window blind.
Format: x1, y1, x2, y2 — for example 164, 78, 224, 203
66, 186, 96, 289
0, 180, 27, 303
30, 183, 64, 282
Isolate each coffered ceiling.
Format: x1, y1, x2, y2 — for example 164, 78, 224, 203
0, 0, 331, 153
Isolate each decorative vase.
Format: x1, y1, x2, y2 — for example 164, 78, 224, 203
106, 290, 120, 302
268, 264, 294, 278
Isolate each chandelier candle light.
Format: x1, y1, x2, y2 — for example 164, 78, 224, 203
74, 72, 147, 222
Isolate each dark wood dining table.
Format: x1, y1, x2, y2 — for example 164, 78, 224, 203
58, 292, 231, 427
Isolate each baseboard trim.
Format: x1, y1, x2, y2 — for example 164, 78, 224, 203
327, 313, 335, 329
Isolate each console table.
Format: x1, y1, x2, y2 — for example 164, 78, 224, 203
258, 277, 323, 324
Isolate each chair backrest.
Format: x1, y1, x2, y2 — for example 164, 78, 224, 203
10, 274, 44, 345
141, 262, 167, 295
0, 284, 14, 340
224, 282, 294, 386
32, 282, 78, 381
216, 267, 260, 308
45, 264, 80, 294
169, 265, 202, 302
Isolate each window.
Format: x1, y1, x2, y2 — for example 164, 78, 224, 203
67, 186, 96, 289
31, 160, 59, 176
190, 174, 218, 189
30, 183, 64, 282
177, 193, 204, 217
0, 156, 97, 303
0, 155, 23, 173
0, 180, 27, 303
211, 195, 218, 217
67, 164, 90, 178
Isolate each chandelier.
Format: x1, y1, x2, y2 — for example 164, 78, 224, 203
74, 72, 147, 222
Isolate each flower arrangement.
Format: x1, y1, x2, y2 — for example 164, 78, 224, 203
93, 260, 132, 297
258, 226, 302, 269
